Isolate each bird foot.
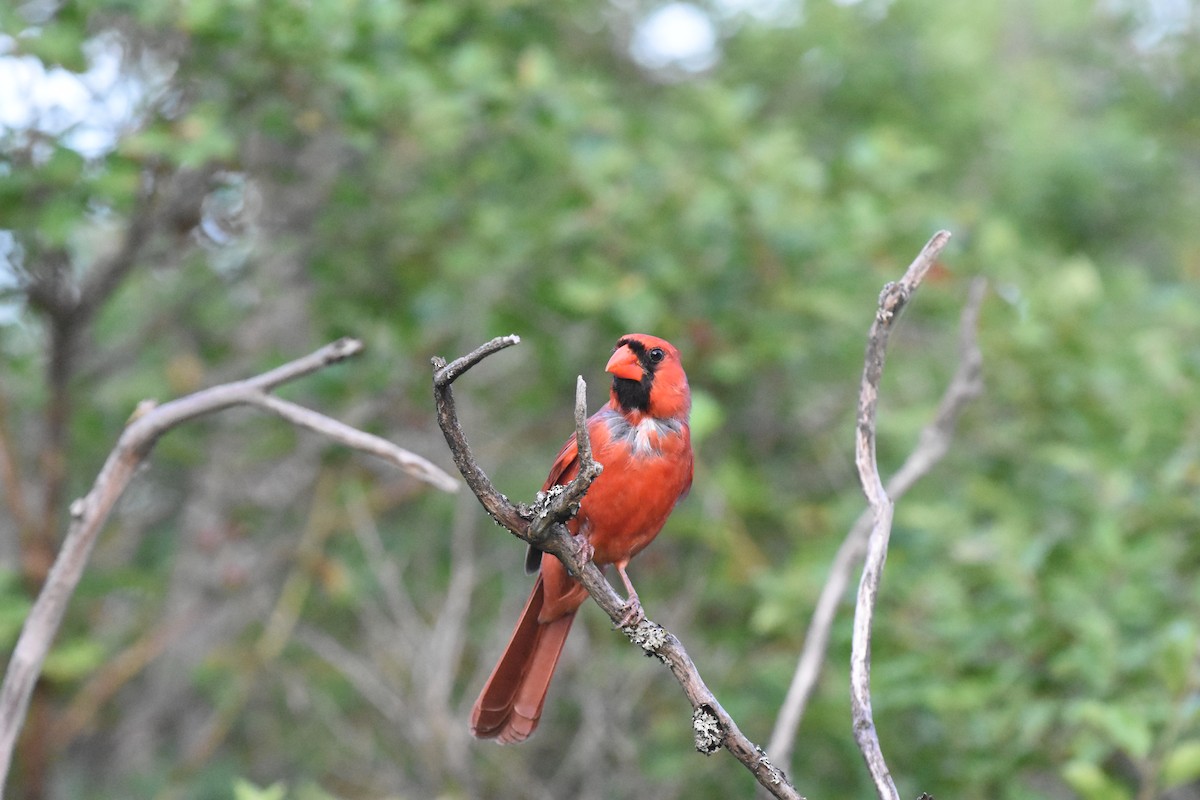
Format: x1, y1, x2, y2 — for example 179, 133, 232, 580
617, 593, 645, 628
568, 533, 594, 566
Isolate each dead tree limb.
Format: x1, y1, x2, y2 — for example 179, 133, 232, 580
432, 338, 804, 800
767, 276, 985, 772
0, 337, 458, 795
851, 231, 953, 800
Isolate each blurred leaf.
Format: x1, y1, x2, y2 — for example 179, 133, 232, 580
0, 572, 33, 649
18, 24, 86, 70
1163, 740, 1200, 792
1062, 760, 1131, 800
1155, 620, 1198, 695
233, 779, 287, 800
1070, 701, 1154, 761
42, 637, 107, 683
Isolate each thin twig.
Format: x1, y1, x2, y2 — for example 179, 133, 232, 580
432, 338, 803, 800
249, 393, 459, 493
850, 231, 952, 800
0, 338, 458, 795
767, 276, 985, 772
431, 335, 528, 534
433, 334, 522, 388
526, 376, 605, 552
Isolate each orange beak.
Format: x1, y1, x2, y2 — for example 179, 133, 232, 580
605, 345, 643, 382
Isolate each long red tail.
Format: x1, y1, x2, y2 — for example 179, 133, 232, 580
470, 574, 577, 743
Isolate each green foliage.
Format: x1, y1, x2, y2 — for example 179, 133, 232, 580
232, 779, 287, 800
0, 572, 32, 650
2, 0, 1200, 798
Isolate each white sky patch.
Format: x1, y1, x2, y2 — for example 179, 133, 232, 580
631, 3, 720, 73
1131, 0, 1194, 49
0, 32, 146, 158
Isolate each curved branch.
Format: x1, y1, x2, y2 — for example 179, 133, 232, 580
851, 231, 952, 800
767, 276, 985, 771
0, 338, 458, 793
249, 393, 458, 493
431, 335, 529, 533
431, 338, 803, 800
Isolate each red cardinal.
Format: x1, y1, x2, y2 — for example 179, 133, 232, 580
470, 334, 694, 744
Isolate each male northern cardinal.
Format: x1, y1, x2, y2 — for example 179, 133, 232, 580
470, 334, 694, 743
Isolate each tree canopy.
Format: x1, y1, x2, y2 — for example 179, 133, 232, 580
2, 0, 1199, 798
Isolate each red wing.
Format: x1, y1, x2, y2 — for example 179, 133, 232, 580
526, 432, 581, 575
679, 451, 695, 501
541, 434, 581, 491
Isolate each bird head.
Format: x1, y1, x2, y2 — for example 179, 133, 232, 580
606, 334, 690, 421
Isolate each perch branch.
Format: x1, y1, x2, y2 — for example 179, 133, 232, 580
432, 338, 803, 800
767, 276, 985, 771
0, 338, 458, 794
525, 375, 605, 552
850, 230, 952, 800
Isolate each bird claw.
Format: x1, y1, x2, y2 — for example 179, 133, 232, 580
569, 533, 594, 566
616, 593, 644, 628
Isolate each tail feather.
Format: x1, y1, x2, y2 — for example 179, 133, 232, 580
471, 575, 577, 743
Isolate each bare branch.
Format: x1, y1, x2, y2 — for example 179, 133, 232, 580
767, 276, 985, 771
247, 336, 365, 391
573, 375, 595, 466
431, 335, 528, 533
526, 376, 604, 552
0, 338, 458, 794
249, 393, 459, 493
432, 340, 803, 800
851, 231, 952, 800
432, 334, 522, 388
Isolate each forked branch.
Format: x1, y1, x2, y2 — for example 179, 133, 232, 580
0, 338, 458, 795
851, 230, 953, 800
767, 275, 985, 773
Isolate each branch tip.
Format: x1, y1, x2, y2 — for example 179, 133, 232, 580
572, 376, 598, 478
433, 334, 521, 388
574, 376, 587, 425
328, 337, 364, 360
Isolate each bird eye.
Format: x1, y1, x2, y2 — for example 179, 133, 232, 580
648, 348, 665, 363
